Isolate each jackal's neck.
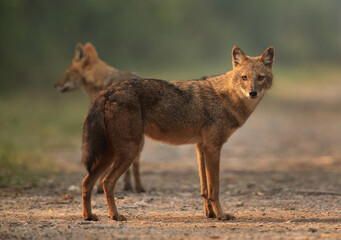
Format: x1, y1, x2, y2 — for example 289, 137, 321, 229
208, 71, 261, 125
83, 60, 118, 99
96, 60, 119, 86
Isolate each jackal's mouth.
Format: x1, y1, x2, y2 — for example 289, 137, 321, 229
55, 84, 69, 93
60, 86, 69, 92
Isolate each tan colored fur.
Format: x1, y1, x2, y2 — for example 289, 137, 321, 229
56, 43, 144, 193
81, 46, 275, 221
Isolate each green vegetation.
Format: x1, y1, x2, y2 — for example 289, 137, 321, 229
1, 0, 340, 91
271, 64, 341, 98
0, 90, 89, 186
0, 146, 53, 186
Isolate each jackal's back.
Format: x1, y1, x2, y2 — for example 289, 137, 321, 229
101, 74, 242, 145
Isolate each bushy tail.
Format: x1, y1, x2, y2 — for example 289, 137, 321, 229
81, 95, 108, 173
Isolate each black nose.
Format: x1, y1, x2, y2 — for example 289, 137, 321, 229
249, 90, 257, 98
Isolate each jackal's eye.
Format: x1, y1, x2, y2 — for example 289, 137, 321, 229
258, 76, 265, 81
242, 75, 248, 81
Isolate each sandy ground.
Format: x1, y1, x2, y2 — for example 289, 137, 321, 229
1, 89, 341, 239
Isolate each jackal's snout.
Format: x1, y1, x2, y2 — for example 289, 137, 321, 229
249, 90, 258, 98
54, 80, 69, 92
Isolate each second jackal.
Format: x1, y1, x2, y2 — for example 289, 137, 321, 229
55, 42, 145, 193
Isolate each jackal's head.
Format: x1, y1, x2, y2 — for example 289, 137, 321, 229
231, 46, 274, 100
55, 43, 98, 93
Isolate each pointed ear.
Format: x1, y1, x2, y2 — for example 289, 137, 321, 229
260, 46, 275, 68
232, 46, 247, 68
74, 43, 86, 62
84, 43, 98, 59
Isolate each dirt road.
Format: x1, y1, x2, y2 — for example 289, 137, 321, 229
1, 91, 341, 239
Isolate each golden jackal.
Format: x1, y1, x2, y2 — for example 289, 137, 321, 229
82, 46, 275, 221
55, 42, 145, 193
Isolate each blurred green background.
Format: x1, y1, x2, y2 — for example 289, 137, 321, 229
0, 0, 340, 185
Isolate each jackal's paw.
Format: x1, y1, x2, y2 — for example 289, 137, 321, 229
206, 211, 217, 219
110, 214, 127, 221
135, 186, 146, 193
218, 213, 235, 221
84, 214, 99, 221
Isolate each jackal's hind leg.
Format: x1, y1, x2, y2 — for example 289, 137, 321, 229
132, 137, 145, 193
123, 168, 133, 191
103, 142, 143, 221
132, 156, 145, 193
123, 137, 145, 193
96, 169, 110, 194
82, 158, 112, 221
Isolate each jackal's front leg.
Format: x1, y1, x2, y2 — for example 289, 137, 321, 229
196, 143, 216, 218
202, 144, 235, 221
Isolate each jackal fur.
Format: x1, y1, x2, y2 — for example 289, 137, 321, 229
81, 46, 275, 221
